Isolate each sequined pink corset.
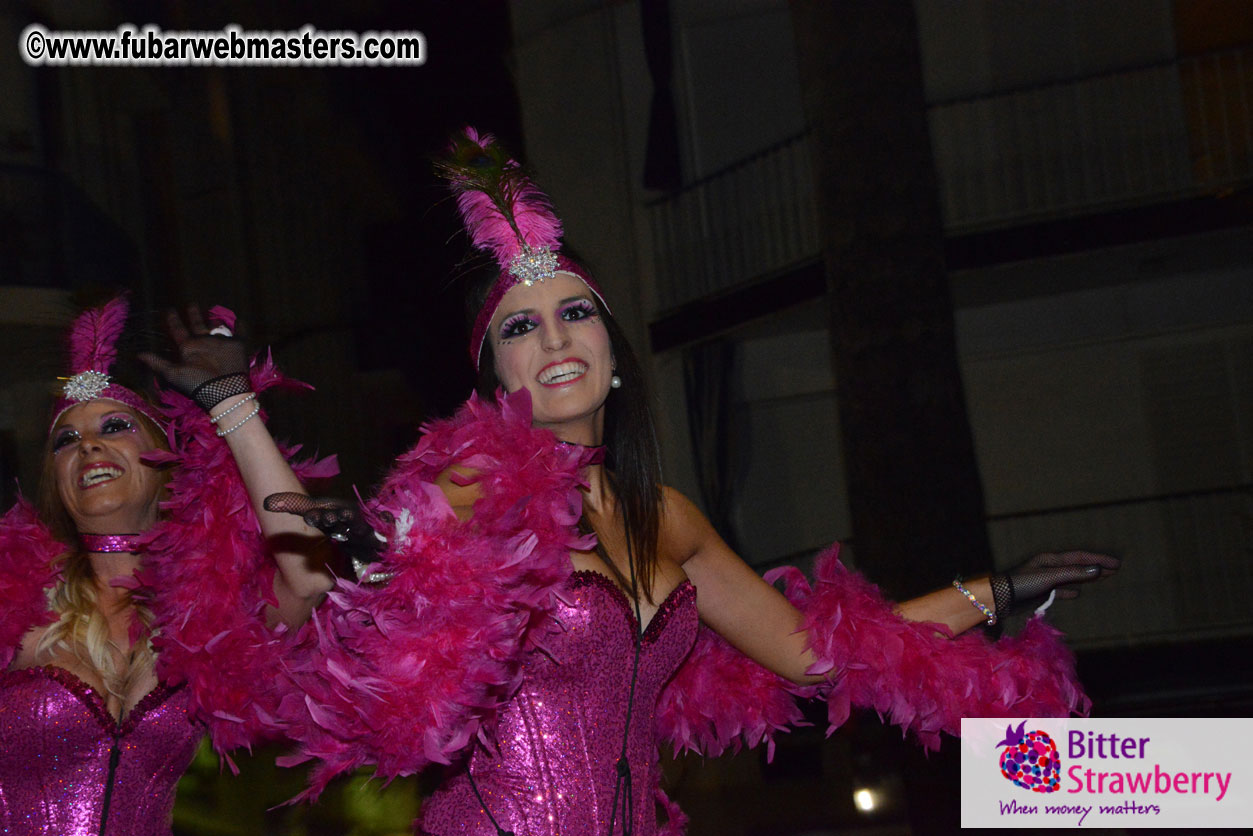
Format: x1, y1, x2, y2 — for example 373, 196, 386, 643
420, 571, 698, 836
0, 666, 201, 836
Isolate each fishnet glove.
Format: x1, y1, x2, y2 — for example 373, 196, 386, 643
264, 492, 388, 581
992, 551, 1120, 617
140, 306, 250, 411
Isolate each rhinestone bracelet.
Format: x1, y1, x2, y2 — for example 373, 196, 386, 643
952, 577, 997, 626
210, 392, 258, 425
216, 403, 261, 437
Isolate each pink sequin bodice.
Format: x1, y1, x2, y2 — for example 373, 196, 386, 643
420, 571, 698, 835
0, 666, 201, 836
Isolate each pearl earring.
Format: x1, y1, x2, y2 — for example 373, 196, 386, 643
610, 375, 622, 389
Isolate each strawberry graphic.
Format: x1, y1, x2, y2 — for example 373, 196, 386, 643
996, 721, 1061, 793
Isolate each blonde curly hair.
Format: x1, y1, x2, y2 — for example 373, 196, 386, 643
34, 406, 169, 700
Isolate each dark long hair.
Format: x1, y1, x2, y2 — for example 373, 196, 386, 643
470, 266, 664, 602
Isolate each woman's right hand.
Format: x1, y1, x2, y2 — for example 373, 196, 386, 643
139, 306, 250, 412
264, 492, 386, 579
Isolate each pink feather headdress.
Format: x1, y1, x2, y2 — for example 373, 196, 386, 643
435, 127, 609, 368
51, 296, 161, 431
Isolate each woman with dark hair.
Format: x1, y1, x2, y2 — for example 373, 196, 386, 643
0, 299, 335, 835
463, 253, 666, 606
275, 129, 1117, 835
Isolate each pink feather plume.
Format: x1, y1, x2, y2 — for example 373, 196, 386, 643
67, 295, 129, 374
441, 127, 564, 266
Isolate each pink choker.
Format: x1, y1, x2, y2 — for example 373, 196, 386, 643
557, 441, 606, 466
79, 533, 142, 553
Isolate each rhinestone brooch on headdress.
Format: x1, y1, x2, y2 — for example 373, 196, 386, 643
508, 245, 559, 287
62, 370, 112, 402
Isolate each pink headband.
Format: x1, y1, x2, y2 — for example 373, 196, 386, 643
50, 296, 162, 432
436, 127, 611, 369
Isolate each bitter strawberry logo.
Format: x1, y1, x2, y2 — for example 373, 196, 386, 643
996, 721, 1061, 793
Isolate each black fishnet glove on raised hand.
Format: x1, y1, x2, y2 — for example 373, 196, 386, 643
264, 492, 387, 580
139, 306, 250, 412
991, 551, 1120, 618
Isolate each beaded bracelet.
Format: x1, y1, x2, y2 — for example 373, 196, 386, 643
215, 403, 261, 437
952, 577, 997, 625
210, 392, 257, 425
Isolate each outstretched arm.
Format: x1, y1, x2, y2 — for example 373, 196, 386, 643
142, 307, 333, 627
670, 487, 1116, 685
667, 488, 819, 684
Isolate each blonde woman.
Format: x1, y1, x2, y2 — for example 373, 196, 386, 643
0, 299, 334, 835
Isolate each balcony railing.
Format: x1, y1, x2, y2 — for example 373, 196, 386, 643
929, 46, 1252, 232
647, 47, 1253, 314
646, 133, 819, 313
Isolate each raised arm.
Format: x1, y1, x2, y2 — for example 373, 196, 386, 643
209, 389, 335, 626
142, 307, 333, 627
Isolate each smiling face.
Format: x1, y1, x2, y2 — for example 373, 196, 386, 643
49, 400, 166, 535
488, 271, 614, 440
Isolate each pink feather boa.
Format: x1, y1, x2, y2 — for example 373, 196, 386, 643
766, 545, 1090, 750
270, 391, 1090, 814
273, 389, 596, 799
0, 500, 64, 670
656, 625, 811, 761
0, 348, 335, 767
656, 548, 1088, 763
655, 787, 689, 836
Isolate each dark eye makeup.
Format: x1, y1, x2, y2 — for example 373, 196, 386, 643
51, 429, 80, 452
499, 313, 539, 340
560, 300, 598, 321
51, 412, 138, 452
497, 298, 599, 342
100, 414, 136, 434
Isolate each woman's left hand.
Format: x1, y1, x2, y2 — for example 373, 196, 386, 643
994, 550, 1120, 616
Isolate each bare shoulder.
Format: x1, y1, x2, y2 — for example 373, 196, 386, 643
434, 464, 484, 521
659, 485, 721, 565
660, 485, 707, 524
